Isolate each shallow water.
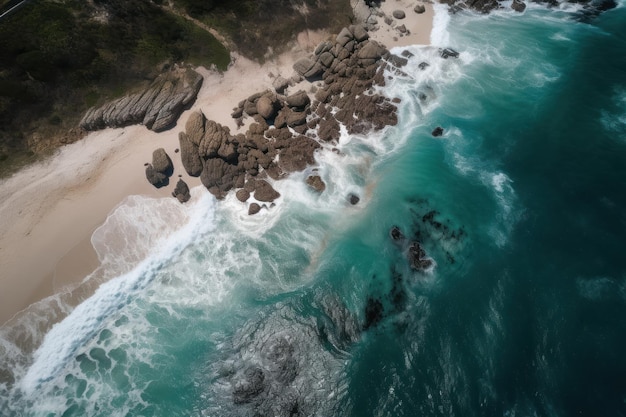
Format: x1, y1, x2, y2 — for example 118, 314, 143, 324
2, 3, 626, 416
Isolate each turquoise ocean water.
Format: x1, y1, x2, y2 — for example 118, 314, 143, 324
2, 2, 626, 416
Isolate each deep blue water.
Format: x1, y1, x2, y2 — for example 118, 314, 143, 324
2, 2, 626, 416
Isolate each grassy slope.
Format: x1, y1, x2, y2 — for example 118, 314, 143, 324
0, 0, 230, 177
0, 0, 352, 177
172, 0, 354, 61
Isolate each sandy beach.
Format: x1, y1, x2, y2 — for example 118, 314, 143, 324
0, 1, 434, 326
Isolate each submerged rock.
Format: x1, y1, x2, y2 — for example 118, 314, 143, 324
440, 48, 460, 59
432, 126, 444, 137
511, 0, 526, 12
408, 241, 433, 270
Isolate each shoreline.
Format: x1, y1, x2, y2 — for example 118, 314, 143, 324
0, 1, 434, 326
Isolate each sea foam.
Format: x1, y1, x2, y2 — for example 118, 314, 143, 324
19, 189, 216, 394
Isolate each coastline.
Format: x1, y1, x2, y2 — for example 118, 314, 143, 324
0, 2, 434, 326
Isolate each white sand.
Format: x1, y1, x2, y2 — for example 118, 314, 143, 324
0, 2, 434, 326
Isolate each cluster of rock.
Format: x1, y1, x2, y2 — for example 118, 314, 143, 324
80, 66, 203, 132
167, 23, 407, 213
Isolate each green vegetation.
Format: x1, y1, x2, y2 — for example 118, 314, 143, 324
0, 0, 230, 177
0, 0, 352, 178
171, 0, 353, 61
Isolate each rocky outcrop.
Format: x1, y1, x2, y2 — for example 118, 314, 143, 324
166, 23, 402, 211
80, 66, 203, 132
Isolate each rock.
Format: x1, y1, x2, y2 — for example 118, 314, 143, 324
392, 9, 406, 19
201, 158, 226, 196
293, 58, 317, 77
152, 148, 173, 176
357, 40, 386, 61
319, 51, 335, 68
348, 193, 360, 205
364, 297, 384, 329
432, 127, 444, 137
254, 180, 281, 202
315, 41, 333, 56
397, 24, 407, 34
81, 66, 202, 133
248, 203, 262, 215
233, 366, 266, 404
262, 337, 298, 384
440, 48, 460, 59
178, 132, 203, 177
285, 90, 310, 109
236, 189, 251, 202
336, 27, 354, 47
306, 175, 326, 192
511, 0, 526, 11
278, 136, 320, 172
257, 95, 278, 120
303, 62, 324, 79
286, 110, 308, 127
414, 3, 426, 13
185, 111, 205, 145
350, 24, 369, 42
418, 61, 430, 70
318, 117, 340, 142
272, 76, 289, 94
172, 179, 191, 203
408, 241, 433, 270
389, 54, 408, 67
145, 164, 168, 188
390, 226, 404, 241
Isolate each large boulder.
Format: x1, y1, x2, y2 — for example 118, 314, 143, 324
392, 10, 406, 19
357, 41, 387, 61
185, 111, 206, 146
80, 66, 203, 133
178, 132, 203, 177
145, 165, 168, 188
152, 148, 173, 176
254, 180, 281, 202
285, 90, 311, 109
256, 95, 278, 120
293, 58, 317, 77
336, 27, 354, 47
306, 175, 326, 193
350, 24, 369, 42
511, 0, 526, 12
172, 179, 191, 203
